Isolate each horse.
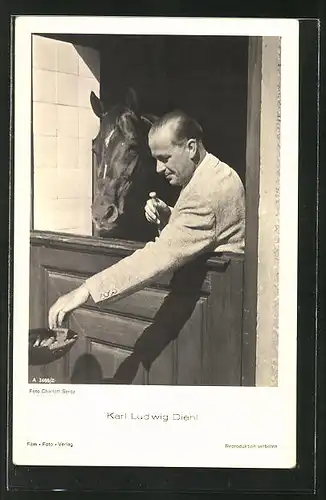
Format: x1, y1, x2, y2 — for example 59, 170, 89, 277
90, 88, 179, 242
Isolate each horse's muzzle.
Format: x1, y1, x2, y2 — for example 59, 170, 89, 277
92, 203, 119, 230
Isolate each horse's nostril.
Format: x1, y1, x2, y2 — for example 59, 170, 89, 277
105, 204, 118, 222
106, 206, 114, 218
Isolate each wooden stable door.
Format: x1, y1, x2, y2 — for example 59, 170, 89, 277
29, 232, 246, 386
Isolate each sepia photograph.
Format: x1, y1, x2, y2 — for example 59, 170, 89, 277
12, 16, 299, 468
28, 31, 280, 387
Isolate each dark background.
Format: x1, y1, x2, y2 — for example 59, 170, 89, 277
100, 35, 248, 185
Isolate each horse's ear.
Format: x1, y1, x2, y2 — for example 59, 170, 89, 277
125, 87, 139, 115
90, 91, 105, 118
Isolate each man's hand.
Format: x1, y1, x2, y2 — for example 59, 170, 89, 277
145, 192, 171, 227
48, 285, 90, 330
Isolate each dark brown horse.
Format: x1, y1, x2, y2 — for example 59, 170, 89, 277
90, 88, 179, 242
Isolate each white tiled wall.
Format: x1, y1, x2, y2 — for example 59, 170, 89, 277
32, 35, 100, 235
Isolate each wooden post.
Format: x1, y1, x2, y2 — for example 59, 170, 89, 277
241, 37, 262, 386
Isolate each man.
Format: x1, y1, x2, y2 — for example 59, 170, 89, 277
48, 110, 245, 330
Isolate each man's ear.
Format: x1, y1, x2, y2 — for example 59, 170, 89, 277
187, 138, 198, 159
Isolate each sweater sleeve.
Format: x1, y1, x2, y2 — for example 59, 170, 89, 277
84, 194, 216, 304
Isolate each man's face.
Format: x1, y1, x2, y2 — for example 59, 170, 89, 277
148, 125, 196, 187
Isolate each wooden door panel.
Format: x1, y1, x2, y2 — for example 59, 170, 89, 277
29, 353, 68, 384
36, 244, 175, 288
29, 365, 43, 383
89, 341, 145, 384
65, 324, 88, 382
45, 269, 169, 320
29, 233, 248, 386
176, 297, 208, 386
44, 270, 155, 383
28, 358, 67, 383
202, 263, 243, 386
39, 250, 175, 384
72, 308, 150, 349
147, 342, 175, 385
90, 341, 131, 379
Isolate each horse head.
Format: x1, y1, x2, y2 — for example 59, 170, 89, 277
90, 88, 160, 240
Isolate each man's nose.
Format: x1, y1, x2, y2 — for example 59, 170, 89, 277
156, 161, 165, 174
